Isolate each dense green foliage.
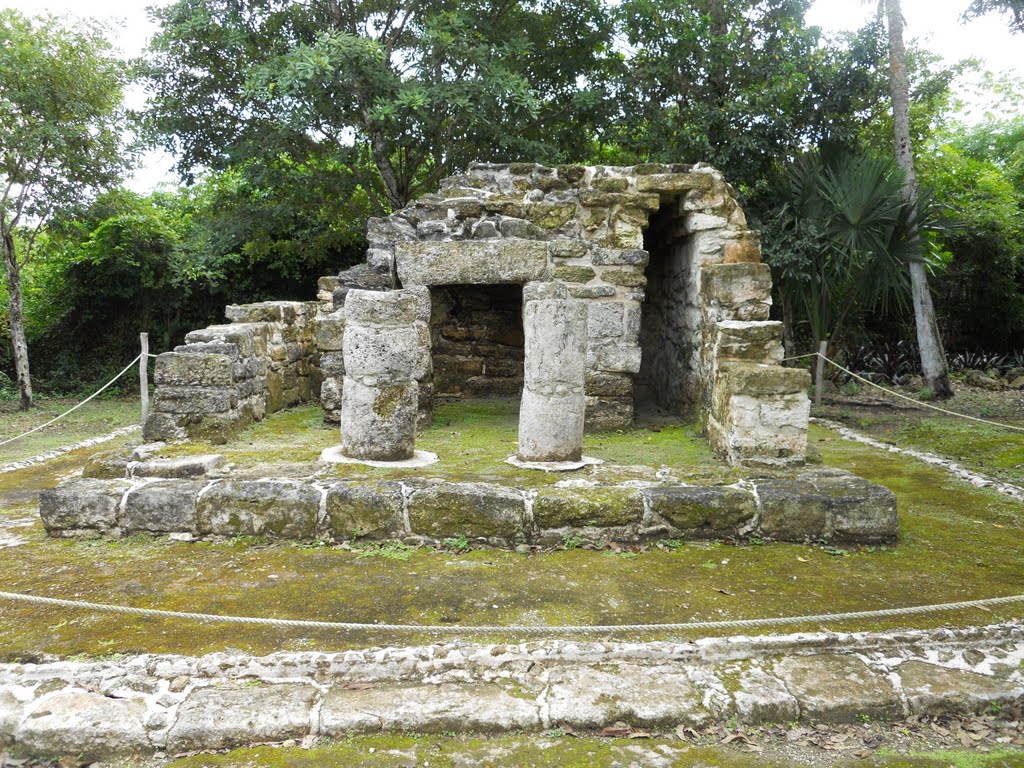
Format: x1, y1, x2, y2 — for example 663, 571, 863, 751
2, 0, 1024, 394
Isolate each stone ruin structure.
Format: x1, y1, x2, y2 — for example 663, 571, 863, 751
38, 163, 899, 547
145, 162, 811, 468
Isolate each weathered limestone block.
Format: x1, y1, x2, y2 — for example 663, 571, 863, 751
587, 341, 642, 374
643, 486, 755, 535
324, 481, 405, 539
339, 378, 419, 461
584, 396, 634, 431
166, 684, 318, 752
803, 468, 899, 543
314, 309, 346, 352
225, 300, 305, 324
320, 684, 540, 734
898, 661, 1024, 716
154, 352, 233, 387
546, 665, 709, 729
518, 298, 588, 463
634, 172, 713, 195
712, 321, 784, 365
185, 323, 270, 359
732, 666, 801, 724
754, 478, 828, 540
196, 479, 319, 540
707, 363, 811, 467
154, 386, 236, 415
407, 482, 527, 541
339, 288, 427, 461
39, 479, 130, 534
395, 240, 548, 286
533, 487, 644, 529
775, 656, 901, 723
701, 263, 773, 322
122, 480, 203, 533
16, 692, 149, 758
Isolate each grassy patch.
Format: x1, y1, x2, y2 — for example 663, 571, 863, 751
0, 396, 141, 464
0, 401, 1022, 659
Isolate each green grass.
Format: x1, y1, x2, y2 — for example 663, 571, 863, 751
0, 396, 142, 464
0, 410, 1022, 658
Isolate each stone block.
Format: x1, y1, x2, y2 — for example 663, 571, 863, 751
39, 479, 129, 533
568, 284, 617, 299
587, 301, 626, 338
496, 217, 544, 239
407, 482, 527, 541
340, 378, 418, 462
82, 449, 130, 479
549, 239, 590, 260
552, 265, 596, 283
1, 688, 22, 745
319, 351, 345, 378
320, 683, 540, 734
343, 324, 421, 381
587, 341, 642, 374
185, 323, 269, 358
154, 386, 235, 415
723, 232, 762, 264
344, 288, 421, 327
802, 468, 898, 544
533, 487, 644, 529
314, 310, 346, 352
128, 455, 225, 479
324, 481, 405, 539
898, 661, 1023, 716
196, 479, 320, 540
585, 371, 634, 397
644, 486, 755, 534
755, 478, 828, 540
166, 684, 318, 752
523, 202, 576, 228
522, 280, 569, 302
584, 397, 634, 431
154, 352, 233, 387
122, 480, 203, 533
716, 362, 810, 398
546, 665, 707, 728
775, 655, 900, 723
701, 263, 772, 321
592, 176, 629, 192
592, 248, 649, 266
517, 389, 586, 462
732, 666, 800, 724
635, 172, 713, 195
16, 692, 149, 758
225, 301, 302, 324
713, 321, 784, 364
396, 240, 548, 286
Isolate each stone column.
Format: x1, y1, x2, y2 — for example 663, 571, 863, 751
517, 295, 588, 463
340, 289, 424, 461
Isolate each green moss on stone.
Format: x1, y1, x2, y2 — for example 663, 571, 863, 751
552, 265, 597, 283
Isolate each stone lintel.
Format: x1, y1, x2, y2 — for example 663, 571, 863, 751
395, 240, 548, 286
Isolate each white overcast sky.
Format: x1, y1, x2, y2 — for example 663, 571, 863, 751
4, 0, 1023, 191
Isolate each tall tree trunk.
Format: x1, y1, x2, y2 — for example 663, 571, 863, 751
703, 0, 729, 151
2, 230, 33, 410
885, 0, 954, 398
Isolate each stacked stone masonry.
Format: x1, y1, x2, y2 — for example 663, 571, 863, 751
319, 162, 810, 467
2, 625, 1022, 758
145, 163, 809, 467
145, 301, 320, 444
40, 460, 897, 546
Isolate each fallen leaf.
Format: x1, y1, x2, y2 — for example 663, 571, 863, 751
713, 588, 735, 596
797, 556, 809, 563
598, 726, 632, 738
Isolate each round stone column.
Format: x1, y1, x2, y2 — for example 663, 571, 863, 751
340, 289, 423, 461
517, 297, 588, 463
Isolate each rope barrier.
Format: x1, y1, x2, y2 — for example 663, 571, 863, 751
0, 355, 143, 448
1, 590, 1021, 636
785, 352, 1024, 434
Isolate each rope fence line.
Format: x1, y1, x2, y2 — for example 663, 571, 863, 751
0, 590, 1022, 636
0, 354, 144, 448
784, 352, 1024, 434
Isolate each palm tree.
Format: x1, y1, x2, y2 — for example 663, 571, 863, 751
878, 0, 955, 397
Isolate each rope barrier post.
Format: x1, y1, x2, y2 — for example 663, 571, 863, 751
139, 333, 150, 428
814, 340, 828, 407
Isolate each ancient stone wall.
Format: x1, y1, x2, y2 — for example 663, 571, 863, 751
144, 301, 319, 444
317, 162, 810, 466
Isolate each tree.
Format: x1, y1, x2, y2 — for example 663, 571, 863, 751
962, 0, 1024, 32
144, 0, 616, 211
879, 0, 954, 396
0, 11, 128, 408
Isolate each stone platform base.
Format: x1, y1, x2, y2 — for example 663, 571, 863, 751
39, 465, 897, 546
1, 624, 1021, 758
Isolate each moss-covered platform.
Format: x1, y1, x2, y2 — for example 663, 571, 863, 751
39, 400, 897, 546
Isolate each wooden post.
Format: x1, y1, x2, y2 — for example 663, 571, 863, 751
140, 332, 150, 427
814, 339, 828, 407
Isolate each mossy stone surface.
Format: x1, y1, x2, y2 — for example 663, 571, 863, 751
645, 486, 755, 534
552, 265, 597, 283
196, 479, 319, 540
533, 487, 644, 529
324, 481, 404, 540
407, 482, 527, 541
